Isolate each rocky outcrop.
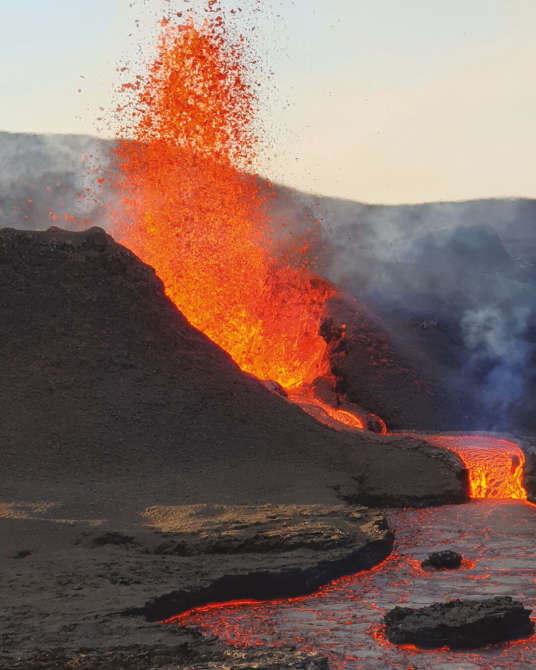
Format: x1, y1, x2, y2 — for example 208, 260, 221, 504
136, 504, 393, 621
0, 505, 388, 665
421, 550, 462, 570
384, 597, 534, 648
321, 293, 480, 433
338, 434, 468, 508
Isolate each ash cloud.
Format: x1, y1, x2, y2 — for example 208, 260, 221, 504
0, 131, 114, 230
270, 184, 536, 432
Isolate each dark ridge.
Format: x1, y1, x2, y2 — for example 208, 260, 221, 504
142, 530, 393, 621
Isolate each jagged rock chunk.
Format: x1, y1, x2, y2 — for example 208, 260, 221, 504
421, 550, 462, 570
384, 596, 534, 648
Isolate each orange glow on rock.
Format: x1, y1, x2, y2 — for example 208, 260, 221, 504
112, 8, 333, 391
163, 552, 397, 626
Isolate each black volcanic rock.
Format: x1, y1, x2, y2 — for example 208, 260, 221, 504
384, 597, 534, 648
90, 531, 137, 547
421, 550, 462, 570
140, 504, 393, 620
322, 292, 477, 432
522, 438, 536, 503
0, 226, 467, 513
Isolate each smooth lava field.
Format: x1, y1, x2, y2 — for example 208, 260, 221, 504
169, 438, 536, 670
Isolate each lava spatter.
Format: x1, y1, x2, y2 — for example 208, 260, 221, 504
112, 4, 332, 390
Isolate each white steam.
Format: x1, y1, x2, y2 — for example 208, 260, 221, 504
461, 305, 531, 415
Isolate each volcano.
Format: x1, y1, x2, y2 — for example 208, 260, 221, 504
0, 225, 466, 517
0, 223, 472, 668
2, 3, 536, 666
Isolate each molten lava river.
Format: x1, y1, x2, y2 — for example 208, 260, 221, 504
168, 497, 536, 669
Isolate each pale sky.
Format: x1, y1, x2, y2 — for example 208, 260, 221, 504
1, 0, 535, 203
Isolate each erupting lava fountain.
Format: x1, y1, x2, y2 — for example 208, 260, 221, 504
112, 6, 332, 391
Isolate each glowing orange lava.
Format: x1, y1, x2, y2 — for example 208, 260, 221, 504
288, 386, 366, 431
112, 6, 332, 390
417, 435, 527, 500
287, 386, 387, 434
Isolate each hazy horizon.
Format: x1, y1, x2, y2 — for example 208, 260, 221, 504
2, 0, 535, 204
1, 127, 535, 208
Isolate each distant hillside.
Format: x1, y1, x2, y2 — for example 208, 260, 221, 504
2, 130, 536, 261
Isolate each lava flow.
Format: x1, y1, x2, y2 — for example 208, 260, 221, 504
420, 434, 527, 500
112, 6, 332, 392
402, 434, 527, 500
168, 501, 536, 669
